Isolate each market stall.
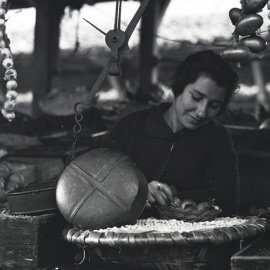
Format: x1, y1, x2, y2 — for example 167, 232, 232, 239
1, 0, 270, 269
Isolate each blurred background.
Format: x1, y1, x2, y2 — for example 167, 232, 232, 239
1, 0, 270, 125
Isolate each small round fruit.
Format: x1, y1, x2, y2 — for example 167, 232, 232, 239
6, 90, 18, 100
197, 202, 209, 211
3, 99, 16, 112
0, 160, 12, 170
1, 48, 11, 58
8, 172, 25, 188
5, 180, 19, 192
2, 110, 15, 121
5, 69, 17, 81
171, 197, 181, 207
2, 58, 14, 69
6, 80, 18, 90
0, 164, 10, 178
180, 199, 197, 210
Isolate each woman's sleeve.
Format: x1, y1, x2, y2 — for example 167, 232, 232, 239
178, 127, 239, 217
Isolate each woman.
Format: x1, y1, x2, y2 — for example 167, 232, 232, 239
101, 50, 240, 217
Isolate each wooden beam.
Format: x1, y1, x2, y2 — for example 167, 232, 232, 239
31, 0, 65, 117
138, 0, 170, 100
251, 60, 270, 110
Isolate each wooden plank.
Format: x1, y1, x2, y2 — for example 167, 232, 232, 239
251, 60, 270, 109
31, 0, 64, 117
138, 0, 170, 99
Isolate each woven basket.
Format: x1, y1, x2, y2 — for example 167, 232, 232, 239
62, 216, 270, 270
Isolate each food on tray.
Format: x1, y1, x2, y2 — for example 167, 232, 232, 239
93, 217, 250, 233
156, 197, 222, 222
166, 197, 219, 211
179, 199, 197, 209
0, 161, 10, 178
64, 216, 270, 269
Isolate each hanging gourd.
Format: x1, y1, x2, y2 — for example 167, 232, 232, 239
239, 35, 267, 52
243, 0, 268, 14
229, 8, 242, 26
221, 0, 269, 63
220, 44, 251, 62
0, 0, 18, 122
235, 14, 264, 36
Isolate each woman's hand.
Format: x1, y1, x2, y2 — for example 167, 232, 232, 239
146, 181, 173, 208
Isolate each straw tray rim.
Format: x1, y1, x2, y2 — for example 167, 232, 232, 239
63, 216, 270, 248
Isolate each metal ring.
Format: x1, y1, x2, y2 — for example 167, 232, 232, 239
157, 182, 161, 190
74, 247, 86, 265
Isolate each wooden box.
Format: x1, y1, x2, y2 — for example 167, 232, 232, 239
0, 211, 75, 269
231, 235, 270, 270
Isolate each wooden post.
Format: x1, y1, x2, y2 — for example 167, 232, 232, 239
138, 0, 170, 100
31, 0, 65, 117
251, 60, 270, 110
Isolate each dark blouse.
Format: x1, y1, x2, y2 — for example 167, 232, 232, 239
101, 102, 239, 216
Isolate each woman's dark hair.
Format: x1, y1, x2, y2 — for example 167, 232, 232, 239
171, 50, 239, 114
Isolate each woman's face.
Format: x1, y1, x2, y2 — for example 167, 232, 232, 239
171, 76, 227, 130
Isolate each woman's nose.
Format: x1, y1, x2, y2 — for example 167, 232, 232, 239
196, 101, 207, 118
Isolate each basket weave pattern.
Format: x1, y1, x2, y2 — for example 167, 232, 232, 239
63, 217, 270, 270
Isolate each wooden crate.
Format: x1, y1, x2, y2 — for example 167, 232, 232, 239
231, 235, 270, 270
0, 211, 75, 269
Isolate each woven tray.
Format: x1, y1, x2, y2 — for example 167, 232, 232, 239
62, 216, 270, 270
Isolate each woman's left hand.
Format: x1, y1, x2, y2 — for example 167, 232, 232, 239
146, 181, 173, 208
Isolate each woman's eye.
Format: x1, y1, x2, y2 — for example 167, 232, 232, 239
210, 103, 221, 110
191, 94, 201, 101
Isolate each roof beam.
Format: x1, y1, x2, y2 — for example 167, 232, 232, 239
138, 0, 170, 100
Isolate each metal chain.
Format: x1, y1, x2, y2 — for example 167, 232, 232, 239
65, 57, 115, 166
